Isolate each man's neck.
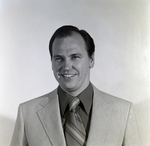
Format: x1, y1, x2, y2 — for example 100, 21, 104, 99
61, 82, 90, 97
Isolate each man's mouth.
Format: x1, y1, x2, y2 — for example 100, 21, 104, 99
57, 72, 77, 79
57, 72, 76, 79
62, 74, 76, 78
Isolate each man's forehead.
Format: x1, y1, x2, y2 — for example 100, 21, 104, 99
52, 35, 88, 58
53, 32, 86, 48
53, 48, 83, 55
54, 31, 84, 43
56, 30, 82, 39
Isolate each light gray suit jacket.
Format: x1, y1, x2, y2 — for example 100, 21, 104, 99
10, 86, 142, 146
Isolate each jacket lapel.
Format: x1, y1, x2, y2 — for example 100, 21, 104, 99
37, 90, 66, 146
86, 86, 117, 146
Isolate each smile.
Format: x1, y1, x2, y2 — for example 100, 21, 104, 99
62, 74, 76, 79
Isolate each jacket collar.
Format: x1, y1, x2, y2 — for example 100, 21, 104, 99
37, 89, 66, 146
86, 86, 117, 146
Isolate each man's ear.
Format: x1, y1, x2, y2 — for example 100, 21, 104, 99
89, 53, 95, 68
51, 59, 54, 71
52, 64, 54, 71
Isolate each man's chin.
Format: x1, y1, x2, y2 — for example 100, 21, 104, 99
61, 84, 77, 93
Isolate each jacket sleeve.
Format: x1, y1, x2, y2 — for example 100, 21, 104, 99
123, 104, 142, 146
10, 104, 28, 146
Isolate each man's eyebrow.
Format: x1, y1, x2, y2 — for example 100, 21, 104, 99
70, 53, 82, 56
53, 55, 63, 58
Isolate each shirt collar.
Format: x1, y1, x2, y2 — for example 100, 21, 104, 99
58, 82, 93, 117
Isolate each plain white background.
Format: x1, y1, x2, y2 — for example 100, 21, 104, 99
0, 0, 150, 145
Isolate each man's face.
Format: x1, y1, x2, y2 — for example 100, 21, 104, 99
51, 32, 94, 95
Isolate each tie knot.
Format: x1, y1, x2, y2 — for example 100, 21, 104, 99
69, 97, 80, 112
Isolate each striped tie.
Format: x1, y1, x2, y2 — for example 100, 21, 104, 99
65, 97, 86, 146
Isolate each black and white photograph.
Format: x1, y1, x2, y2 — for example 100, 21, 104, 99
0, 0, 149, 146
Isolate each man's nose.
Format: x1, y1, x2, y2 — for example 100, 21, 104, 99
63, 59, 72, 71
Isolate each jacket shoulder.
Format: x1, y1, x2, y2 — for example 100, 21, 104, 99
20, 89, 57, 109
93, 86, 132, 110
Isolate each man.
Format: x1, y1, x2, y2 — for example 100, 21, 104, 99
11, 25, 142, 146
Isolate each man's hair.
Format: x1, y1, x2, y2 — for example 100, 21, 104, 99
49, 25, 95, 58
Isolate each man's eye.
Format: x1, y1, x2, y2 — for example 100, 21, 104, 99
71, 55, 80, 60
55, 57, 63, 62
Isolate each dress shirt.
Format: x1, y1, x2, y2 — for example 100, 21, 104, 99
57, 83, 93, 134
